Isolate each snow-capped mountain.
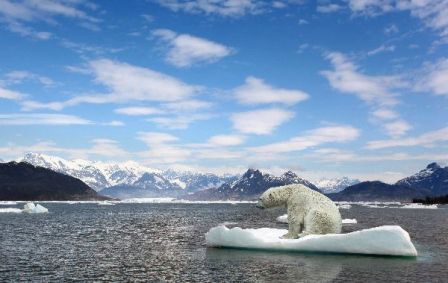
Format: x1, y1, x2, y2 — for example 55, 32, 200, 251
100, 172, 184, 199
396, 162, 448, 196
188, 169, 320, 200
20, 153, 159, 191
162, 169, 238, 192
315, 177, 360, 194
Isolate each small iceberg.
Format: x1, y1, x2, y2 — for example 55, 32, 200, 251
276, 214, 288, 223
206, 225, 417, 257
22, 202, 48, 213
338, 204, 352, 209
277, 214, 358, 225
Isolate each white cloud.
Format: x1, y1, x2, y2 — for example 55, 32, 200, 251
153, 29, 233, 67
0, 87, 24, 100
384, 24, 399, 34
137, 131, 191, 164
321, 52, 402, 106
0, 0, 99, 39
233, 76, 309, 105
162, 99, 212, 112
0, 113, 121, 126
298, 19, 308, 25
418, 58, 448, 96
22, 59, 201, 111
207, 134, 246, 146
155, 0, 263, 17
367, 44, 395, 56
89, 59, 199, 101
383, 119, 412, 138
137, 132, 179, 145
371, 108, 399, 120
346, 0, 448, 39
366, 126, 448, 149
148, 114, 212, 129
317, 4, 342, 13
249, 125, 360, 154
321, 52, 410, 137
3, 70, 54, 86
0, 139, 129, 161
0, 113, 91, 126
231, 108, 294, 135
195, 149, 243, 159
114, 107, 162, 116
272, 1, 287, 8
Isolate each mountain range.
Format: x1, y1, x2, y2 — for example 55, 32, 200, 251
187, 169, 321, 200
329, 163, 448, 201
4, 153, 446, 201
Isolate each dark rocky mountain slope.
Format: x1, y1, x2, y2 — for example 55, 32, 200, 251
0, 162, 109, 201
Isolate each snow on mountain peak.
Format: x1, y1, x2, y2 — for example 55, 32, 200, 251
316, 177, 360, 194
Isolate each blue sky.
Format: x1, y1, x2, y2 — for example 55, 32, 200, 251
0, 0, 447, 182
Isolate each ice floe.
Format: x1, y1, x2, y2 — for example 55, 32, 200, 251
276, 214, 357, 225
0, 202, 49, 213
97, 201, 115, 206
400, 203, 438, 209
0, 201, 18, 205
22, 202, 48, 213
0, 208, 23, 213
276, 214, 288, 223
206, 225, 417, 257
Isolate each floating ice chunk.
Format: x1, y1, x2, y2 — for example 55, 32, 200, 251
0, 208, 23, 213
338, 204, 352, 209
276, 214, 288, 223
23, 202, 48, 213
400, 203, 438, 209
277, 214, 357, 225
206, 225, 417, 257
97, 201, 115, 206
0, 201, 18, 205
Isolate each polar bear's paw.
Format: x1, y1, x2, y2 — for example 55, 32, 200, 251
280, 232, 298, 239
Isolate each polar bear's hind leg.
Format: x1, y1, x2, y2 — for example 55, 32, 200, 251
302, 209, 339, 236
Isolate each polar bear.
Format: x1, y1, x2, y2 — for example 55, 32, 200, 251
256, 184, 342, 239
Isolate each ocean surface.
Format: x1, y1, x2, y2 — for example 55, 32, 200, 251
1, 202, 447, 282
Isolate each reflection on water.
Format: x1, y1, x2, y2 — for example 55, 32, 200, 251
206, 248, 343, 282
0, 203, 447, 282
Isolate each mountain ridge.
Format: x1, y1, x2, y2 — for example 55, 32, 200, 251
0, 161, 110, 201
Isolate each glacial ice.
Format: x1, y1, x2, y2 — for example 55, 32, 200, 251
276, 214, 358, 225
206, 225, 417, 257
22, 202, 49, 213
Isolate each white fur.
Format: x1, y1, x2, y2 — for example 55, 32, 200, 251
257, 184, 342, 239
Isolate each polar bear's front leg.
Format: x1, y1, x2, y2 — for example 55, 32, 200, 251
280, 208, 304, 239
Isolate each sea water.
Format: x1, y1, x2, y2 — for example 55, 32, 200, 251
1, 203, 447, 282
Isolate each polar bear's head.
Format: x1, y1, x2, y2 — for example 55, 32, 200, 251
256, 186, 290, 209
